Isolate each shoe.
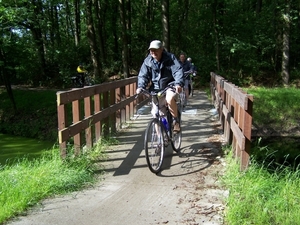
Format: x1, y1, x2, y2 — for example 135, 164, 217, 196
173, 121, 181, 132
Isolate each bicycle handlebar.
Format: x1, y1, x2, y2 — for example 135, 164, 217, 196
136, 82, 176, 98
183, 70, 194, 74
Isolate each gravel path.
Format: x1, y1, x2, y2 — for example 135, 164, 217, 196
7, 90, 227, 225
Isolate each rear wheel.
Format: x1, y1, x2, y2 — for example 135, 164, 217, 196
144, 119, 164, 174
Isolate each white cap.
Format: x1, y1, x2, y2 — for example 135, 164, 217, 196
148, 40, 162, 50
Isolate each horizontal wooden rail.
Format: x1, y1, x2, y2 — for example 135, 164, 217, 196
56, 77, 147, 158
210, 72, 253, 170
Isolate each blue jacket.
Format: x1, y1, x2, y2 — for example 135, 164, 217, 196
180, 60, 192, 72
137, 50, 184, 91
180, 60, 193, 80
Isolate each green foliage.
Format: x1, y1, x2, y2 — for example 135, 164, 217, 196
0, 0, 299, 87
222, 149, 300, 225
0, 146, 105, 224
0, 88, 58, 141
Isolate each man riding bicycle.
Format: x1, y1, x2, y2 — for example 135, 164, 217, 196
76, 64, 87, 87
179, 53, 193, 107
136, 40, 184, 132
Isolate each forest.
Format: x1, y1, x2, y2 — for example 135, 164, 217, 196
0, 0, 299, 90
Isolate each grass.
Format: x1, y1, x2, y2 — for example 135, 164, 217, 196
0, 133, 54, 165
221, 86, 300, 225
0, 142, 108, 224
246, 86, 300, 132
222, 150, 300, 225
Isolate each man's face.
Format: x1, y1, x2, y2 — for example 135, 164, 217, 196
150, 48, 163, 61
179, 54, 186, 63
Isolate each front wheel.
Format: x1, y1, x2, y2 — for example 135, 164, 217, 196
144, 118, 165, 174
171, 110, 182, 152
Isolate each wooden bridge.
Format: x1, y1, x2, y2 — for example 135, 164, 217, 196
56, 73, 253, 170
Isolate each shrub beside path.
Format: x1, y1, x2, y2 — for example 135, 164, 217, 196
8, 90, 227, 225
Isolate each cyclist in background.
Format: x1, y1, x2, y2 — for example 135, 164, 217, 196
179, 53, 193, 107
76, 64, 87, 87
187, 57, 197, 75
136, 40, 184, 132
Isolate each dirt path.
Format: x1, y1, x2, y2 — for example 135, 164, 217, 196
7, 90, 227, 225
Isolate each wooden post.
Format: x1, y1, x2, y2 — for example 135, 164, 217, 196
125, 84, 130, 121
110, 89, 116, 134
72, 99, 82, 155
103, 91, 109, 136
57, 103, 67, 158
94, 93, 101, 141
84, 96, 92, 149
115, 88, 121, 129
240, 95, 253, 170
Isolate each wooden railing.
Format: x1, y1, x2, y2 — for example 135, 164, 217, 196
210, 72, 253, 170
56, 77, 148, 158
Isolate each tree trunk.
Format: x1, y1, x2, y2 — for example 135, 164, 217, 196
112, 3, 119, 62
256, 0, 262, 13
0, 47, 17, 112
74, 0, 81, 46
119, 0, 130, 78
126, 0, 132, 67
94, 0, 105, 66
86, 0, 101, 80
30, 0, 46, 83
162, 0, 170, 52
212, 0, 220, 71
281, 1, 290, 86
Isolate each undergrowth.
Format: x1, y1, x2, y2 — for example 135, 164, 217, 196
0, 140, 109, 224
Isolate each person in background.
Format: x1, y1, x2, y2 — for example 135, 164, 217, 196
76, 64, 87, 87
179, 53, 193, 107
187, 57, 197, 75
136, 40, 184, 132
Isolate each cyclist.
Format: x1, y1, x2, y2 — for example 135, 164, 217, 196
136, 40, 184, 132
76, 64, 87, 87
179, 53, 193, 107
187, 57, 197, 75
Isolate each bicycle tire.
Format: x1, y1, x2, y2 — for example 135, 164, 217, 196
144, 118, 165, 174
171, 110, 182, 152
179, 91, 186, 111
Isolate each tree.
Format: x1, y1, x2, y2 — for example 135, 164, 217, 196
162, 0, 170, 51
74, 0, 81, 46
85, 0, 102, 80
119, 0, 130, 78
281, 0, 291, 86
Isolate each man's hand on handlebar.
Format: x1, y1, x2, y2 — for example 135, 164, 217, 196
175, 85, 182, 93
136, 88, 142, 95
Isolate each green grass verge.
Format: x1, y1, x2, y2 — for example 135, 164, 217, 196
222, 149, 300, 225
0, 133, 54, 165
0, 142, 108, 224
246, 86, 300, 131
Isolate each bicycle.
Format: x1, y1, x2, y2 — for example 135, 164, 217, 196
184, 70, 196, 97
138, 83, 182, 174
71, 71, 95, 88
